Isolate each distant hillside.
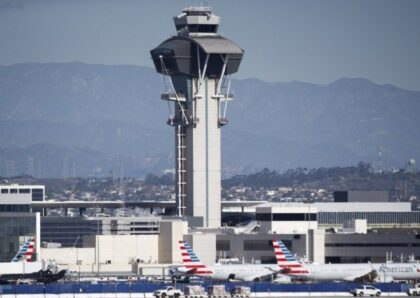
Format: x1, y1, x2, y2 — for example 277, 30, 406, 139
0, 63, 419, 177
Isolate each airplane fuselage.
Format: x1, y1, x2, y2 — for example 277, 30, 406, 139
180, 264, 289, 282
296, 263, 372, 281
286, 263, 420, 281
372, 263, 420, 281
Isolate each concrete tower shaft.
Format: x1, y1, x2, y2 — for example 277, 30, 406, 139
150, 7, 244, 228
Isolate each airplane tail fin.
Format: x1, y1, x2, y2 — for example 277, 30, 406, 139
12, 237, 36, 263
272, 240, 308, 274
179, 240, 212, 275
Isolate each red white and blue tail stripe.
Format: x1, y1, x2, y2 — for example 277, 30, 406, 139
272, 240, 308, 275
12, 238, 36, 262
179, 240, 212, 275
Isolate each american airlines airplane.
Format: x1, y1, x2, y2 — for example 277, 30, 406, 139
175, 240, 290, 282
273, 240, 373, 281
371, 262, 420, 282
0, 238, 67, 284
274, 240, 420, 282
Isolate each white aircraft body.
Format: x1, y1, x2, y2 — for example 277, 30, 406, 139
176, 240, 290, 282
273, 240, 372, 281
290, 264, 375, 281
274, 240, 420, 282
372, 263, 420, 282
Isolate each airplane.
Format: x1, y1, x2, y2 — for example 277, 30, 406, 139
371, 262, 420, 282
273, 240, 420, 282
174, 240, 291, 282
0, 269, 67, 285
273, 240, 373, 282
0, 237, 67, 284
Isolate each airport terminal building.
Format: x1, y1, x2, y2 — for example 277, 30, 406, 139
1, 6, 419, 277
1, 183, 420, 275
0, 185, 43, 274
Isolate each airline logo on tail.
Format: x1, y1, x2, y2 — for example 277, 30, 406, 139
272, 240, 308, 274
179, 240, 213, 275
12, 237, 36, 262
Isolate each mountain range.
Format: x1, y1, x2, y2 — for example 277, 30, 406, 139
0, 63, 419, 177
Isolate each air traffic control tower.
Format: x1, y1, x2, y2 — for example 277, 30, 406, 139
150, 7, 244, 228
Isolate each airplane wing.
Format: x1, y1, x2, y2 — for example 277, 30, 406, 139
169, 265, 197, 275
265, 266, 281, 273
186, 268, 199, 274
241, 267, 285, 282
344, 269, 378, 282
242, 274, 268, 282
242, 272, 290, 282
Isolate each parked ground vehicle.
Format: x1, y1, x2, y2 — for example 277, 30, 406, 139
154, 286, 183, 298
408, 283, 420, 296
350, 285, 381, 297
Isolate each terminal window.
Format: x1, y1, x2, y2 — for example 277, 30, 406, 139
243, 240, 292, 251
216, 240, 230, 251
272, 213, 317, 221
255, 213, 272, 221
10, 189, 18, 194
31, 188, 43, 201
19, 189, 30, 194
260, 256, 276, 264
1, 189, 8, 194
0, 205, 30, 212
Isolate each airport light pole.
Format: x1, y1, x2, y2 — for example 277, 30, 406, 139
73, 235, 82, 283
76, 260, 82, 283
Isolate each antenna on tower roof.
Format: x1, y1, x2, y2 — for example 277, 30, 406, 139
377, 146, 382, 174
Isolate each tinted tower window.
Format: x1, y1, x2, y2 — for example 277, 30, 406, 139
32, 189, 44, 201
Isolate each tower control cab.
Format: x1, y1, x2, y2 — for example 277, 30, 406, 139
150, 6, 244, 228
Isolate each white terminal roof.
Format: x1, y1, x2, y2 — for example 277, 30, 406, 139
313, 202, 411, 212
249, 202, 412, 213
256, 202, 318, 213
0, 184, 44, 188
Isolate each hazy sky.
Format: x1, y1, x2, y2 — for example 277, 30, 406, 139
0, 0, 419, 90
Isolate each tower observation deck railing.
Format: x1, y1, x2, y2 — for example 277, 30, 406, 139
161, 92, 186, 102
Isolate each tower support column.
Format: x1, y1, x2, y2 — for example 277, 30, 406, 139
185, 78, 221, 228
